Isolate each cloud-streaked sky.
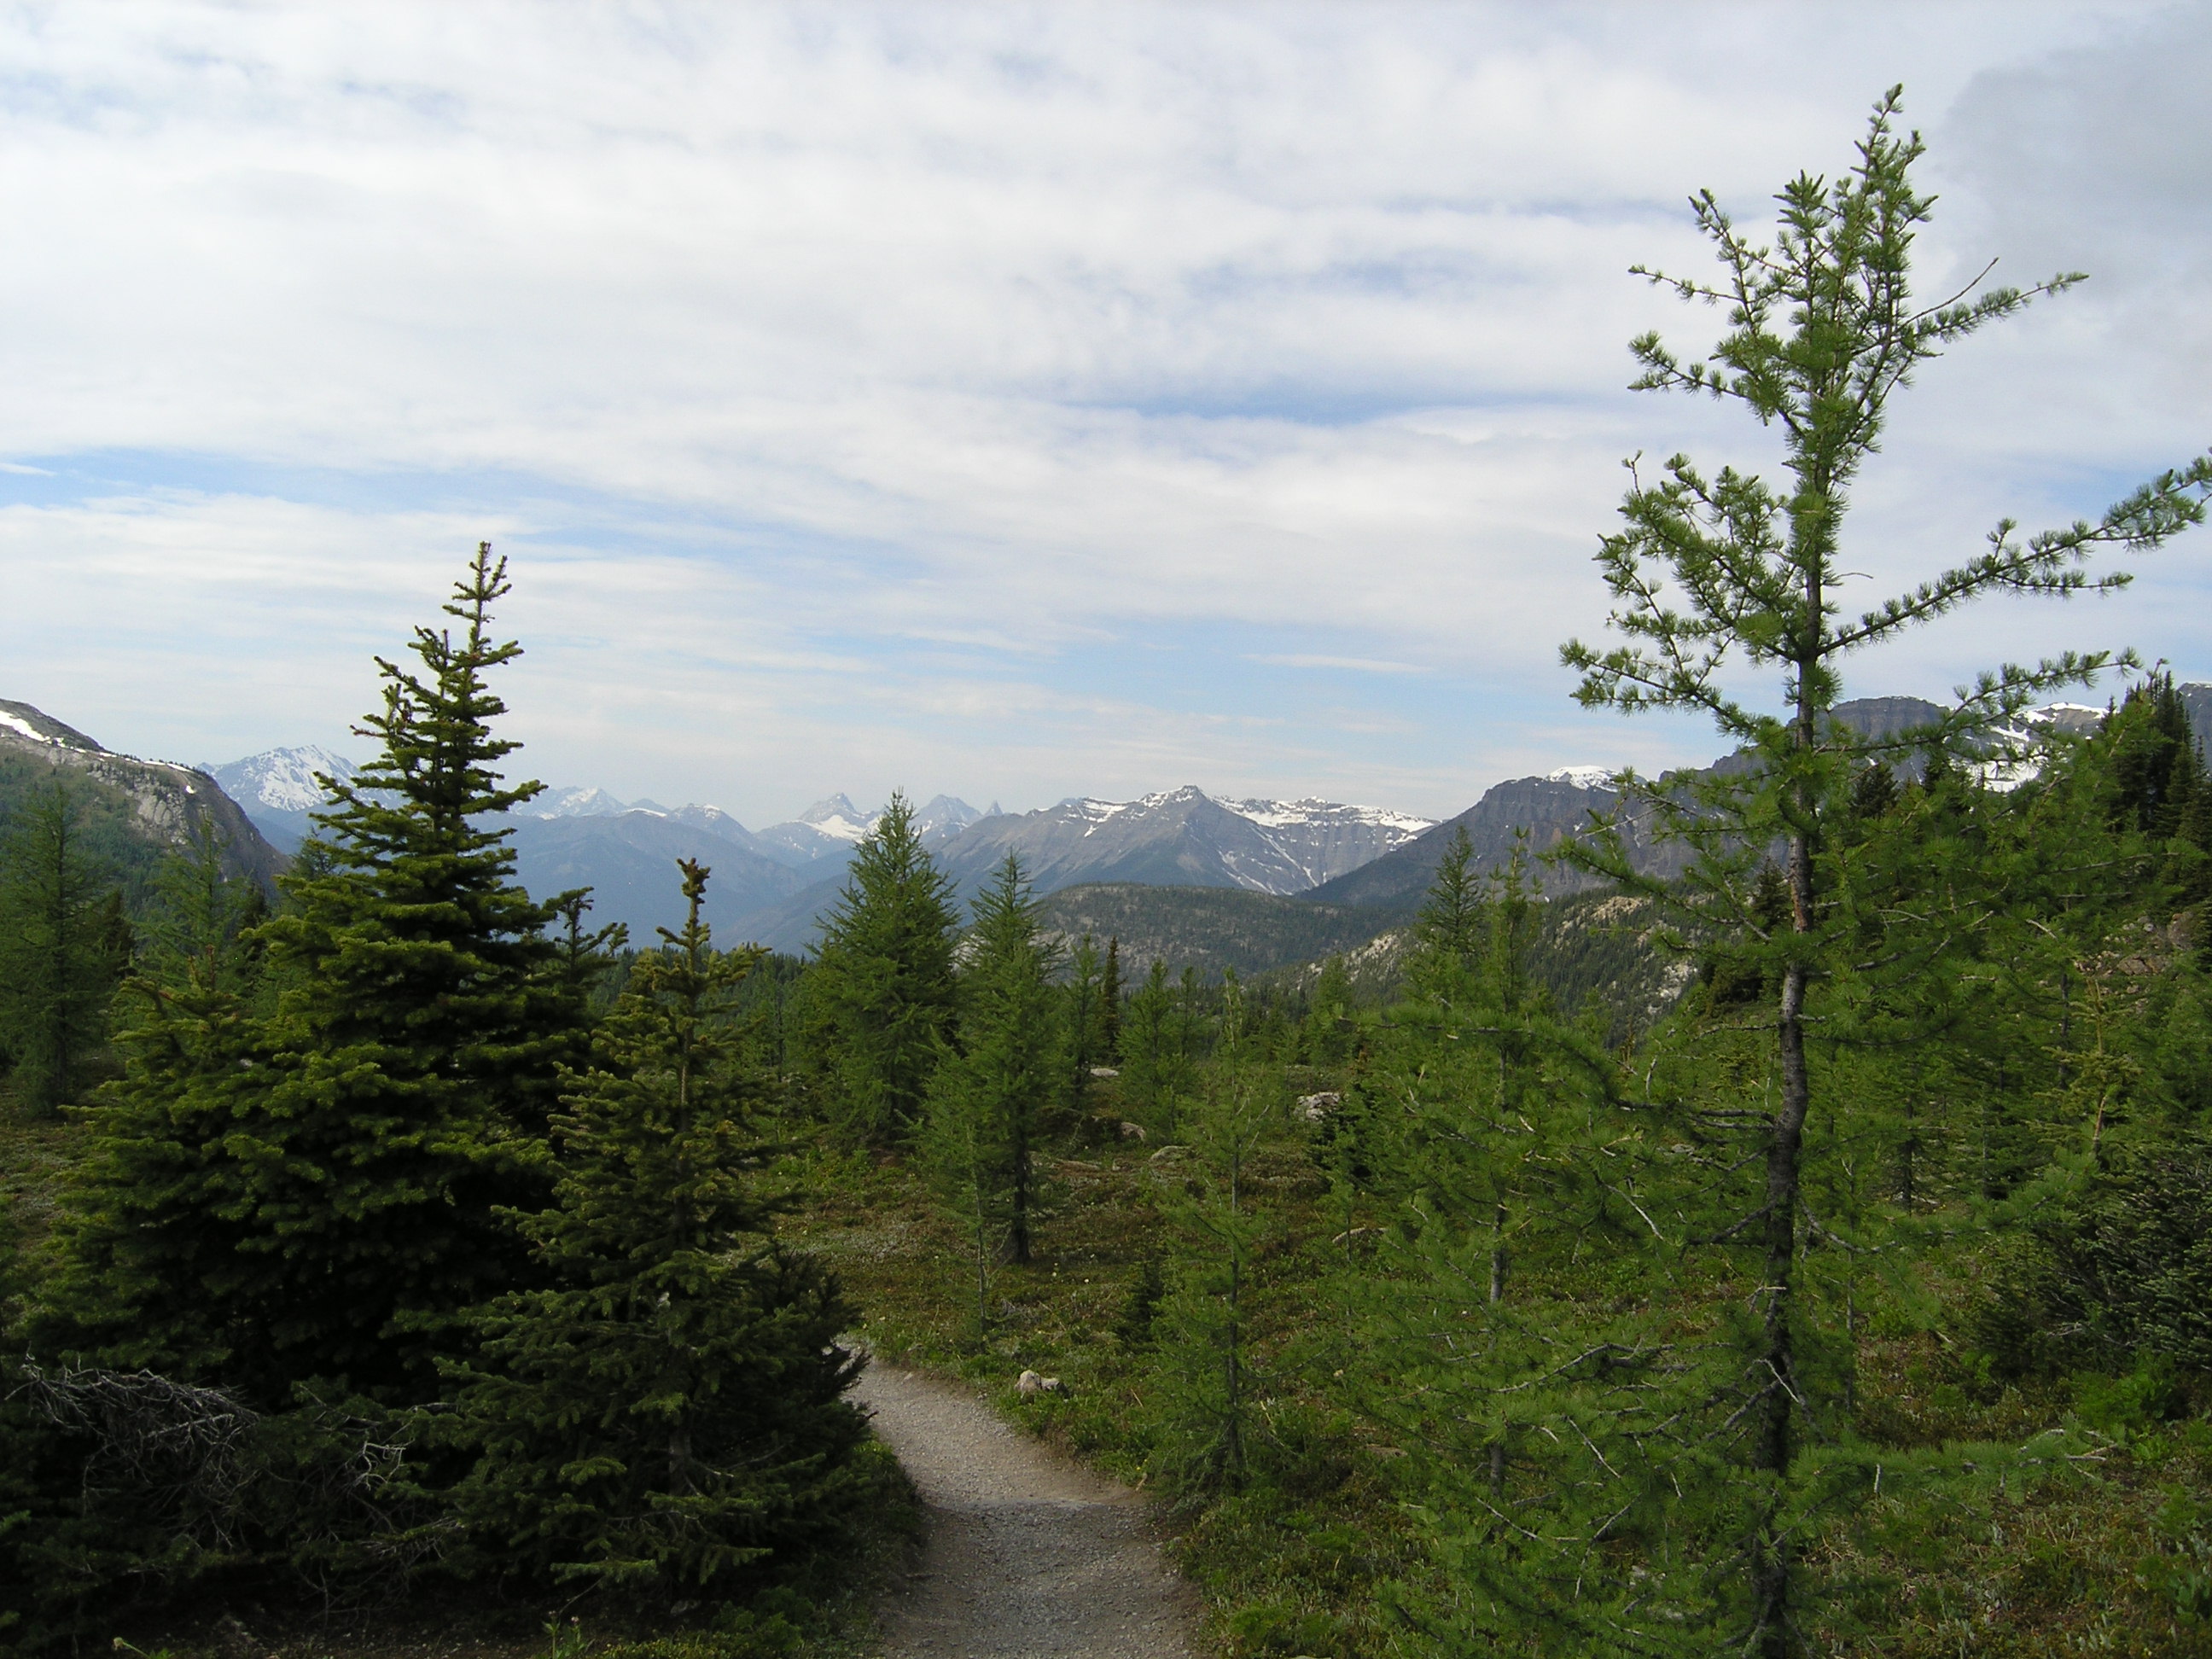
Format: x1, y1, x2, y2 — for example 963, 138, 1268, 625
3, 2, 2207, 824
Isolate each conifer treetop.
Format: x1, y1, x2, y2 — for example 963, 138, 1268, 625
1564, 88, 2212, 760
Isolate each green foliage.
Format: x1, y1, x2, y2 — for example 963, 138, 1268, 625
1541, 89, 2212, 1655
929, 854, 1060, 1266
1148, 984, 1275, 1501
444, 859, 867, 1598
1976, 1135, 2212, 1378
1400, 824, 1481, 1006
1117, 957, 1192, 1134
1037, 882, 1403, 984
44, 547, 573, 1407
799, 792, 959, 1144
0, 780, 128, 1115
917, 854, 1062, 1332
1301, 958, 1354, 1067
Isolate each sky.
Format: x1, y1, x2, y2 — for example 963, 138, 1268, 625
1, 1, 2207, 827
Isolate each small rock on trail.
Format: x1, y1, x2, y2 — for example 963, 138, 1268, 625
855, 1362, 1197, 1657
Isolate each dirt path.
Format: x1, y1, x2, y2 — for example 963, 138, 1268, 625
853, 1363, 1198, 1657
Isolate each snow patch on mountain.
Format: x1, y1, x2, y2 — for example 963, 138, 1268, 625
797, 794, 876, 842
1973, 701, 2116, 792
1225, 796, 1433, 833
940, 785, 1435, 897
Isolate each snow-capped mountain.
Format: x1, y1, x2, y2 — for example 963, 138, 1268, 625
935, 786, 1434, 899
523, 784, 633, 818
205, 745, 358, 813
1547, 765, 1615, 789
750, 795, 880, 864
915, 793, 993, 846
203, 745, 361, 850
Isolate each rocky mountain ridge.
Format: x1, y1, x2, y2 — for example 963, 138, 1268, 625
935, 786, 1432, 901
177, 683, 2208, 953
2, 701, 286, 888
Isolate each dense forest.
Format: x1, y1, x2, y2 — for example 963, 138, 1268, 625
9, 90, 2212, 1659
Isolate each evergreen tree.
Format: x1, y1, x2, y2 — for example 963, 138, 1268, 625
1845, 759, 1899, 824
136, 824, 269, 999
47, 546, 571, 1405
2110, 672, 2203, 837
34, 839, 277, 1382
546, 887, 630, 1020
1302, 956, 1355, 1066
923, 855, 1059, 1266
1117, 958, 1190, 1135
1148, 976, 1270, 1499
0, 779, 126, 1115
1065, 933, 1105, 1115
1358, 845, 1638, 1652
445, 859, 865, 1597
1174, 965, 1208, 1065
918, 1040, 1010, 1341
1402, 824, 1484, 1008
1100, 935, 1123, 1055
271, 543, 575, 1136
1551, 91, 2212, 1652
801, 792, 959, 1144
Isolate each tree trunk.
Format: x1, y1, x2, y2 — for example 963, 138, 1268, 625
1753, 806, 1815, 1656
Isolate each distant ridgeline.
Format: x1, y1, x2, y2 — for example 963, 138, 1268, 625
0, 700, 285, 899
41, 686, 2201, 999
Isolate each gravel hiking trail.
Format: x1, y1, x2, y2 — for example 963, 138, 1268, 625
853, 1362, 1199, 1657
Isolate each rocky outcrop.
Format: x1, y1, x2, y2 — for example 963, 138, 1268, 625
0, 701, 287, 889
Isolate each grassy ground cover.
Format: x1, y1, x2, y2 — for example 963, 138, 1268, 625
781, 1068, 2212, 1658
14, 1069, 2212, 1656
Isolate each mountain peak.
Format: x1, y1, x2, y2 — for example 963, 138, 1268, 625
206, 745, 360, 813
523, 784, 631, 818
799, 793, 864, 826
934, 785, 1434, 900
1545, 765, 1614, 789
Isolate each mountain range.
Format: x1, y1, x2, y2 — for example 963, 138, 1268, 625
11, 681, 2201, 975
196, 748, 1441, 948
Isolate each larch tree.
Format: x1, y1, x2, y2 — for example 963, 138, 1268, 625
1556, 90, 2212, 1654
802, 791, 960, 1144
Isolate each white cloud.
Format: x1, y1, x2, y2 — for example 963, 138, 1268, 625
0, 1, 2203, 819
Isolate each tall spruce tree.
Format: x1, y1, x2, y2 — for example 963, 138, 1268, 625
1547, 90, 2212, 1653
0, 780, 126, 1115
801, 791, 959, 1144
47, 546, 573, 1405
445, 859, 865, 1598
1402, 823, 1484, 1010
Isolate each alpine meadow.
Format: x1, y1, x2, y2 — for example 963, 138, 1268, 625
8, 76, 2212, 1659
